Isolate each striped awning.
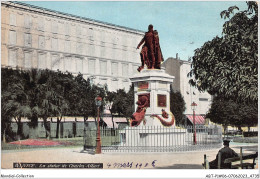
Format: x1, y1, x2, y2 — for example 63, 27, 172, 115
186, 115, 205, 125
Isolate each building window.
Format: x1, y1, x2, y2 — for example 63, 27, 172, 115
100, 42, 106, 57
10, 13, 16, 26
82, 27, 87, 36
111, 80, 118, 91
8, 49, 17, 67
24, 33, 32, 47
64, 57, 70, 72
71, 57, 77, 73
76, 42, 83, 54
100, 60, 107, 75
38, 53, 46, 69
38, 35, 45, 49
65, 40, 70, 53
100, 78, 107, 87
9, 30, 16, 45
76, 26, 81, 36
88, 59, 95, 74
65, 23, 70, 36
51, 54, 59, 71
122, 63, 128, 77
111, 62, 118, 76
199, 98, 208, 101
24, 51, 32, 69
76, 57, 83, 73
24, 15, 32, 29
123, 81, 129, 91
38, 18, 45, 31
52, 21, 58, 34
132, 65, 138, 75
51, 38, 58, 51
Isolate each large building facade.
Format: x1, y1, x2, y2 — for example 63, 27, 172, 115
1, 1, 143, 92
162, 56, 212, 116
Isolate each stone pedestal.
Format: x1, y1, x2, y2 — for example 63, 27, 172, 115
130, 69, 175, 127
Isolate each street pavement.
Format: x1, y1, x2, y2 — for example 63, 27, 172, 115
1, 143, 258, 169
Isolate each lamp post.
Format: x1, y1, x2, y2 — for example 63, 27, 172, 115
95, 96, 102, 154
191, 101, 197, 145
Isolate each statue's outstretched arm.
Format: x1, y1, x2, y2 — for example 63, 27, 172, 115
137, 37, 145, 49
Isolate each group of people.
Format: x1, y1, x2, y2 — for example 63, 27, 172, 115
136, 24, 164, 72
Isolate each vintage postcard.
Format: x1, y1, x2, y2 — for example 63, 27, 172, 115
1, 1, 258, 178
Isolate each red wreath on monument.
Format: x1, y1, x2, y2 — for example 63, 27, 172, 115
130, 95, 149, 127
130, 95, 175, 127
151, 109, 175, 127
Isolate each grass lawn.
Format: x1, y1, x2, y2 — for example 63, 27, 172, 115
233, 136, 258, 143
1, 137, 84, 150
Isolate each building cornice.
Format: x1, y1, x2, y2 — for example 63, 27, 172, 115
3, 43, 141, 66
2, 1, 145, 36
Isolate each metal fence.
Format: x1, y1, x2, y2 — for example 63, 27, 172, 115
83, 125, 222, 153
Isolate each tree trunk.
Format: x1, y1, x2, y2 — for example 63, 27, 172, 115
111, 115, 115, 129
223, 125, 227, 136
56, 117, 61, 139
43, 117, 50, 139
83, 116, 90, 150
3, 128, 6, 143
17, 117, 23, 140
110, 110, 115, 129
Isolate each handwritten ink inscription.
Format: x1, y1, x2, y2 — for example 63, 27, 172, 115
13, 163, 103, 168
106, 160, 157, 169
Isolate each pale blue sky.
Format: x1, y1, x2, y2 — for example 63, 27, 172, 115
24, 1, 248, 60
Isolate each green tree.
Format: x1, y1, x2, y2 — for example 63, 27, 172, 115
170, 86, 186, 126
51, 70, 72, 138
110, 89, 131, 117
105, 85, 134, 127
189, 2, 257, 103
1, 68, 31, 140
206, 95, 258, 133
23, 69, 61, 138
106, 91, 117, 128
73, 74, 96, 122
125, 84, 135, 118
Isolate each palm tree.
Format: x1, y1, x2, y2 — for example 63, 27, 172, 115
1, 68, 31, 140
52, 71, 71, 138
22, 69, 60, 139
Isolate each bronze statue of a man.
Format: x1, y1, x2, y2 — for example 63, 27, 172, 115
136, 24, 164, 72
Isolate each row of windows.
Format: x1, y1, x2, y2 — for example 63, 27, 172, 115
8, 12, 139, 47
8, 48, 139, 77
10, 13, 94, 36
8, 30, 138, 57
93, 78, 130, 92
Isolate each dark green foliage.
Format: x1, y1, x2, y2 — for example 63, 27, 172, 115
170, 86, 186, 126
125, 84, 135, 118
105, 84, 134, 128
189, 2, 258, 103
206, 95, 258, 131
107, 84, 134, 118
1, 68, 135, 139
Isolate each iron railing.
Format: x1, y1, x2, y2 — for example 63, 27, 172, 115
83, 125, 222, 153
